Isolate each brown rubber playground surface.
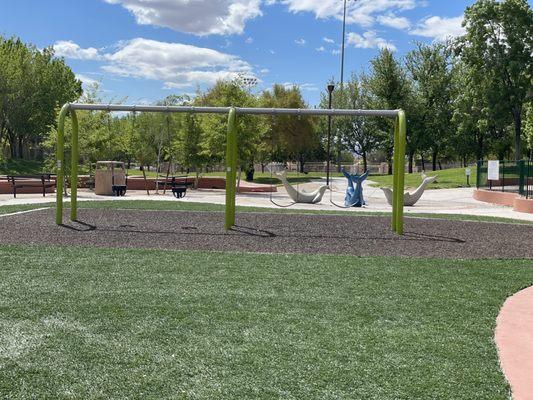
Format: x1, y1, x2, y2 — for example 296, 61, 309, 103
0, 208, 532, 259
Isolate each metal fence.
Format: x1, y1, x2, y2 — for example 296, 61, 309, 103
477, 159, 533, 198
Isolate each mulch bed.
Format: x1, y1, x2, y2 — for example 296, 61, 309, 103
1, 208, 532, 259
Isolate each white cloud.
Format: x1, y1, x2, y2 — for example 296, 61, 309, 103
377, 13, 411, 29
323, 37, 335, 44
245, 37, 254, 44
347, 31, 397, 51
300, 83, 319, 91
76, 74, 99, 87
53, 41, 101, 60
60, 38, 255, 89
277, 0, 418, 27
282, 82, 318, 91
316, 46, 326, 52
260, 68, 270, 74
410, 16, 465, 41
104, 0, 262, 36
294, 38, 306, 46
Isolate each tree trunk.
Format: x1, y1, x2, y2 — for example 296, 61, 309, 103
432, 150, 438, 171
476, 131, 484, 161
438, 160, 442, 170
513, 109, 522, 160
421, 155, 426, 172
388, 161, 393, 175
141, 166, 150, 195
17, 137, 23, 159
362, 151, 368, 172
408, 152, 414, 174
336, 146, 342, 173
9, 137, 15, 159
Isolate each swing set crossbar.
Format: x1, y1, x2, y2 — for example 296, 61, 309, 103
55, 103, 406, 234
66, 103, 400, 118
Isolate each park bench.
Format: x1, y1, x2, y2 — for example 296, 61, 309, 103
156, 176, 193, 198
7, 174, 55, 198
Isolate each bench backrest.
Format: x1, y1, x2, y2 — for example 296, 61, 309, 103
6, 174, 54, 184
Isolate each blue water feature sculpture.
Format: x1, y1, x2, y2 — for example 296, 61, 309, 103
343, 170, 369, 207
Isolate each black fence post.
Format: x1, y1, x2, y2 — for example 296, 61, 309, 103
518, 159, 525, 196
476, 160, 482, 189
501, 160, 505, 192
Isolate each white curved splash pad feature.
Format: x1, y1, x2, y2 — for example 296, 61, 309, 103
381, 174, 437, 206
275, 170, 328, 204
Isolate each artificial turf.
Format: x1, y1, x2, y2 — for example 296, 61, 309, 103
0, 245, 532, 399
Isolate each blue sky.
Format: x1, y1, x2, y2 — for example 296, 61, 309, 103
0, 0, 490, 105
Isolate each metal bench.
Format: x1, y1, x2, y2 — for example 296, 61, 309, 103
6, 174, 55, 198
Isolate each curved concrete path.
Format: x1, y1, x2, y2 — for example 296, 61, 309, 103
495, 286, 533, 400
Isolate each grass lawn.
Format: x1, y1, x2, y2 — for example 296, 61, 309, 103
0, 159, 45, 175
0, 245, 531, 399
2, 199, 531, 225
1, 159, 474, 189
128, 167, 476, 189
369, 167, 477, 189
125, 169, 342, 186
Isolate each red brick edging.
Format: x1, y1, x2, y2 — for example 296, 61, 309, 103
474, 189, 533, 214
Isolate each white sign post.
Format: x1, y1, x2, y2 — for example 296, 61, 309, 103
487, 160, 500, 181
465, 168, 471, 186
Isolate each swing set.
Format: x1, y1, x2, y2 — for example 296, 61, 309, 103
55, 103, 407, 234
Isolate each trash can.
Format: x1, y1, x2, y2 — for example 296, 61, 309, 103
95, 161, 126, 195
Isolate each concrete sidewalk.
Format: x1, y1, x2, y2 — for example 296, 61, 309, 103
1, 177, 532, 222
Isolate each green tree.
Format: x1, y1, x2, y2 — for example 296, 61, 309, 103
364, 49, 411, 174
523, 102, 533, 158
0, 36, 81, 160
406, 42, 455, 171
319, 74, 382, 171
198, 80, 264, 181
261, 84, 317, 172
457, 0, 533, 159
451, 61, 490, 162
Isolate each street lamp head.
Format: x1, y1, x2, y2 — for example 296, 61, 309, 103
327, 84, 335, 93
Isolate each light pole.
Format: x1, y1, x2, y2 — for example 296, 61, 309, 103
327, 84, 335, 186
340, 0, 348, 91
336, 0, 349, 172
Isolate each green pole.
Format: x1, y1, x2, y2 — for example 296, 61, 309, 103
395, 110, 407, 235
391, 120, 400, 232
225, 108, 237, 230
70, 109, 79, 221
56, 104, 70, 225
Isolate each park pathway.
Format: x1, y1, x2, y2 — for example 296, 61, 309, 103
496, 285, 533, 400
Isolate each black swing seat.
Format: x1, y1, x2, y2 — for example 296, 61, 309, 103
112, 185, 127, 197
155, 176, 193, 199
172, 186, 187, 198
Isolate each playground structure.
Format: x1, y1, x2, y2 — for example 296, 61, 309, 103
55, 103, 407, 234
343, 170, 369, 207
275, 170, 328, 204
381, 173, 437, 207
